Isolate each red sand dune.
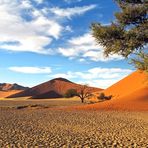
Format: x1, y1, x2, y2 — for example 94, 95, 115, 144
75, 70, 148, 111
7, 78, 102, 99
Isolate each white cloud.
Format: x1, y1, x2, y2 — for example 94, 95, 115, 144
65, 26, 73, 32
0, 0, 62, 54
79, 79, 122, 89
69, 33, 94, 45
34, 0, 43, 4
0, 1, 98, 56
58, 47, 79, 57
21, 0, 32, 8
64, 0, 82, 3
50, 5, 97, 19
50, 67, 133, 88
58, 33, 123, 62
9, 66, 52, 74
51, 71, 76, 79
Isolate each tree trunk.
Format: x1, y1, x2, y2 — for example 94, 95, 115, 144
81, 98, 84, 103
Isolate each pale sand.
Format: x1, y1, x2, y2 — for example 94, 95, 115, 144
0, 99, 148, 147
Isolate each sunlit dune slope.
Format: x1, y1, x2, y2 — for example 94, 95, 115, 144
0, 90, 22, 98
0, 83, 28, 98
103, 70, 148, 100
75, 70, 148, 111
120, 86, 148, 102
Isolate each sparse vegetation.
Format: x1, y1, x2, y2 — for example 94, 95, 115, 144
64, 89, 78, 98
98, 93, 112, 101
16, 105, 28, 109
15, 104, 48, 109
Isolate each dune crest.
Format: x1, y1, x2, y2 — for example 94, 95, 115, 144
7, 78, 102, 99
0, 83, 28, 91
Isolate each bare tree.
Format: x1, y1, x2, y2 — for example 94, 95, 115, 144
77, 85, 92, 103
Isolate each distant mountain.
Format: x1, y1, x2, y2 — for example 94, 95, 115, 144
0, 83, 28, 91
7, 78, 102, 99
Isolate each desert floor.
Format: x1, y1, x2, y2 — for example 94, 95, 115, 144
0, 98, 148, 147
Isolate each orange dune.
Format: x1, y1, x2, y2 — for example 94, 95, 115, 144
74, 70, 148, 111
0, 90, 22, 98
103, 70, 148, 100
122, 86, 148, 102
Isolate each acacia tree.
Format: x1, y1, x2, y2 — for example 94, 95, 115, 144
91, 0, 148, 72
77, 85, 92, 103
64, 89, 78, 98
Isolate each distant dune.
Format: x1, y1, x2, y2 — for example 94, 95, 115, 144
76, 70, 148, 111
0, 83, 28, 98
0, 83, 28, 91
7, 78, 102, 99
0, 90, 23, 98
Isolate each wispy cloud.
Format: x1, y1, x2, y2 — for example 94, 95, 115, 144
0, 0, 63, 54
0, 0, 98, 55
50, 5, 97, 19
34, 0, 43, 4
58, 33, 123, 62
64, 0, 82, 3
50, 67, 133, 88
9, 66, 52, 74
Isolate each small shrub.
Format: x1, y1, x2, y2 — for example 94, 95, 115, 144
64, 89, 78, 98
97, 93, 112, 101
106, 95, 112, 100
16, 105, 28, 109
98, 93, 105, 100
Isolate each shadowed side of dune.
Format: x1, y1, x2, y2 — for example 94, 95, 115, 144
30, 91, 63, 99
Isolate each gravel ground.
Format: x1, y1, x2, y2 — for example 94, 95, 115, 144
0, 106, 148, 148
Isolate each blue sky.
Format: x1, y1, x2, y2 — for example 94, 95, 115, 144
0, 0, 135, 88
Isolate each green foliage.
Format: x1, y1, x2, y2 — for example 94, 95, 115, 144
91, 0, 148, 71
131, 52, 148, 72
64, 89, 78, 98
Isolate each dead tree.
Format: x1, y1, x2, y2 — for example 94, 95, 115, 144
77, 85, 92, 103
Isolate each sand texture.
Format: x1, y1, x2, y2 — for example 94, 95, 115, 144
0, 107, 148, 147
